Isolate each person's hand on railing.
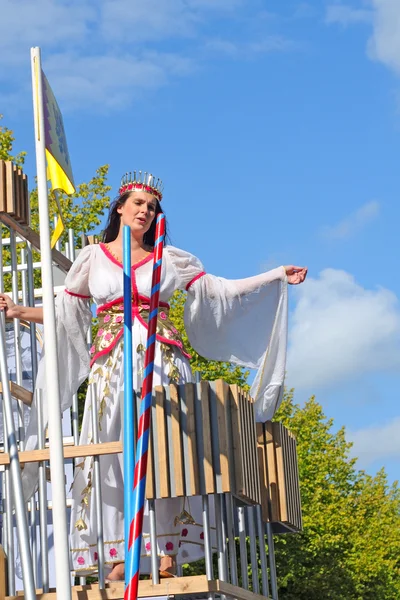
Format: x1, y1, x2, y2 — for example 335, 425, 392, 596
0, 293, 43, 323
0, 293, 20, 319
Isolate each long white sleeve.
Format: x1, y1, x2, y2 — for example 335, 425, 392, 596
166, 246, 288, 421
22, 246, 94, 500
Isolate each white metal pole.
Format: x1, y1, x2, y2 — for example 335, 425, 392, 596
10, 231, 24, 445
21, 246, 38, 586
30, 46, 71, 600
2, 410, 15, 593
266, 522, 279, 600
89, 383, 105, 588
37, 389, 50, 592
0, 224, 15, 593
0, 324, 36, 600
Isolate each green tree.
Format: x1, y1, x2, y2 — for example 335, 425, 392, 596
0, 115, 26, 166
4, 118, 399, 599
273, 392, 400, 600
0, 118, 111, 290
29, 168, 111, 291
0, 115, 111, 248
29, 166, 111, 248
169, 290, 249, 386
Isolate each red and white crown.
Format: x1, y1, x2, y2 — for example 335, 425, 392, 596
119, 171, 163, 201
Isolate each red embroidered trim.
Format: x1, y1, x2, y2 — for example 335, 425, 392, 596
136, 313, 191, 359
138, 294, 170, 309
132, 253, 154, 271
90, 330, 123, 367
131, 264, 139, 312
65, 289, 91, 299
99, 243, 154, 271
96, 297, 124, 315
185, 271, 206, 291
96, 296, 170, 316
90, 310, 191, 366
118, 183, 162, 201
99, 243, 121, 268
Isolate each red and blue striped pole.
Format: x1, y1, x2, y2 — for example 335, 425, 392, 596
125, 213, 166, 600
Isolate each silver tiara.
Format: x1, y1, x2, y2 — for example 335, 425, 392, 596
119, 171, 164, 201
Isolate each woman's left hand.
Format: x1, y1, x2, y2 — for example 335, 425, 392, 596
284, 266, 308, 285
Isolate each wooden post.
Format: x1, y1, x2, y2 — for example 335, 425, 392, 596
0, 160, 72, 273
0, 161, 28, 224
0, 544, 7, 600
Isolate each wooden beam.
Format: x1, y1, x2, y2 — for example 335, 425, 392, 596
0, 441, 122, 466
0, 382, 33, 407
0, 213, 72, 274
217, 579, 271, 600
5, 576, 270, 600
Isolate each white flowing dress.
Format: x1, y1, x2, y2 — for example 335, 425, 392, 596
22, 242, 288, 575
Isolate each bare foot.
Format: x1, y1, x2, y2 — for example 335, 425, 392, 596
106, 562, 125, 581
159, 555, 176, 575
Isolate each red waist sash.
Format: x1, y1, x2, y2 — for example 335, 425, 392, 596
89, 295, 189, 367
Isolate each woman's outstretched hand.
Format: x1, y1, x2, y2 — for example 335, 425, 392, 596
284, 266, 308, 285
0, 293, 20, 319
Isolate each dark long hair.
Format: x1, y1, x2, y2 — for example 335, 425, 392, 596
102, 192, 167, 247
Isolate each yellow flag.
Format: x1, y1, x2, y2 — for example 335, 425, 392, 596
41, 70, 75, 247
52, 215, 64, 248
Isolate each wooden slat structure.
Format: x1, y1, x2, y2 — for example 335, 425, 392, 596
0, 160, 72, 274
0, 379, 302, 600
0, 161, 29, 225
257, 421, 302, 533
0, 379, 301, 537
145, 381, 262, 506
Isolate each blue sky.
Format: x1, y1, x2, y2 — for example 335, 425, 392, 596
1, 0, 400, 482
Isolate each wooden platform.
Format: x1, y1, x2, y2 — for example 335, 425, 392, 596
4, 576, 269, 600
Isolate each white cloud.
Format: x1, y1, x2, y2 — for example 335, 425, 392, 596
348, 417, 400, 467
99, 0, 199, 43
287, 269, 400, 389
326, 1, 400, 76
325, 4, 372, 26
0, 0, 94, 62
42, 51, 195, 111
320, 200, 380, 240
100, 0, 244, 43
205, 35, 296, 58
367, 0, 400, 76
0, 0, 293, 112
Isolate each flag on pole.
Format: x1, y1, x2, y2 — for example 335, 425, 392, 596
30, 47, 73, 597
36, 69, 75, 247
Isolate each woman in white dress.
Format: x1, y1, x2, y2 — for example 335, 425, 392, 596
0, 171, 307, 581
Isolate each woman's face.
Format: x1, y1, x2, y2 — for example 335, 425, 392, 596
117, 191, 157, 236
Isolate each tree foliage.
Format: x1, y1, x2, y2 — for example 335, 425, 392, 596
29, 166, 111, 249
0, 118, 111, 291
169, 290, 249, 387
0, 115, 26, 166
273, 391, 400, 600
1, 118, 399, 598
